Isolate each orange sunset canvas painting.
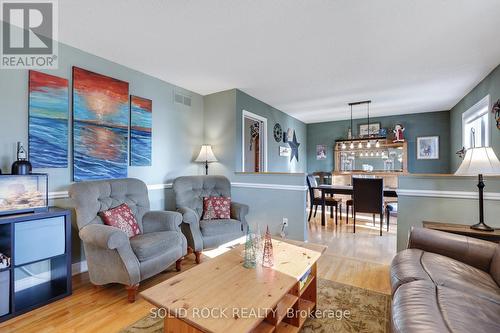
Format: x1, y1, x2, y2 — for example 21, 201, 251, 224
72, 67, 129, 181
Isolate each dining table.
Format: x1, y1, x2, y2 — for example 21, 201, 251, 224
313, 184, 398, 226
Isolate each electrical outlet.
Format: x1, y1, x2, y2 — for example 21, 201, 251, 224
282, 218, 288, 227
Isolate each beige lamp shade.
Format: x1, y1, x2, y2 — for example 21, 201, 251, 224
455, 147, 500, 176
195, 145, 217, 163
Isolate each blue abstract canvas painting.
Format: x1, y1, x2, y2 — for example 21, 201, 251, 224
28, 70, 69, 168
72, 67, 129, 181
130, 96, 152, 166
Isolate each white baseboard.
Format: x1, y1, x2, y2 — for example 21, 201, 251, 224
71, 260, 88, 276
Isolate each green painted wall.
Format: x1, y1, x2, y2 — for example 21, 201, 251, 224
397, 175, 500, 251
307, 111, 451, 174
203, 89, 238, 176
450, 64, 500, 172
203, 90, 308, 241
235, 90, 307, 173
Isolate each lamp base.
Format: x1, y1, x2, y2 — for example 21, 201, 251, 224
470, 222, 495, 232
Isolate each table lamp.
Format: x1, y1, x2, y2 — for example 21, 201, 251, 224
195, 145, 217, 175
455, 147, 500, 231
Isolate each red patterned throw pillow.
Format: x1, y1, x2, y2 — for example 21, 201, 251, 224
99, 203, 141, 238
202, 196, 231, 220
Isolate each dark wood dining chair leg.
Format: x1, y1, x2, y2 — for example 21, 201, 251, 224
386, 207, 390, 231
313, 204, 318, 218
330, 204, 333, 219
321, 190, 326, 226
340, 203, 343, 220
379, 213, 383, 236
335, 204, 338, 225
372, 213, 375, 226
353, 211, 356, 233
346, 206, 349, 224
308, 204, 313, 221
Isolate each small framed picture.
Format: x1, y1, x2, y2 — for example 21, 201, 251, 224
279, 146, 291, 157
316, 145, 327, 160
359, 123, 381, 137
417, 136, 439, 159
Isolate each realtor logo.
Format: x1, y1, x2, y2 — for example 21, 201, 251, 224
1, 0, 58, 69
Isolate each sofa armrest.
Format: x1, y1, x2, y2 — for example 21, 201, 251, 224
142, 211, 182, 233
408, 227, 497, 272
177, 207, 203, 252
79, 224, 129, 250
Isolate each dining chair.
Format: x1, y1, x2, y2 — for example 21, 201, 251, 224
352, 177, 385, 236
312, 171, 332, 185
306, 175, 342, 224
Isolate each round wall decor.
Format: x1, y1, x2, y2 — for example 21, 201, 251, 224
273, 123, 283, 142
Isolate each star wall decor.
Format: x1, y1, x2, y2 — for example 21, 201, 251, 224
288, 130, 300, 162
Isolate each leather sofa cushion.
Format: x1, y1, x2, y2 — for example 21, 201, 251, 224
199, 219, 242, 237
130, 231, 182, 262
391, 249, 500, 304
421, 249, 500, 304
490, 246, 500, 286
391, 249, 432, 293
393, 280, 500, 333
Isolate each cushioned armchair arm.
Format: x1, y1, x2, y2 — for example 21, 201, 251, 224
231, 202, 249, 220
408, 227, 497, 272
79, 224, 129, 250
79, 223, 141, 285
177, 207, 203, 252
231, 202, 249, 232
142, 211, 182, 233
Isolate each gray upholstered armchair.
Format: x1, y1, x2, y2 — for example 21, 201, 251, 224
173, 176, 249, 263
69, 178, 187, 302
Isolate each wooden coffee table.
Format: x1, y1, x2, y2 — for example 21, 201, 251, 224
141, 239, 326, 333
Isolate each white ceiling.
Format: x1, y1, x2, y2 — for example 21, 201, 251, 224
58, 0, 500, 123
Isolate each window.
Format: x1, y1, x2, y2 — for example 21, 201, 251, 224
462, 95, 490, 149
242, 110, 267, 172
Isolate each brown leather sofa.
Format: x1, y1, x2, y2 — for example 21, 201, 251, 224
391, 227, 500, 333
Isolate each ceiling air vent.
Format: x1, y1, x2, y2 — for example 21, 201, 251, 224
174, 91, 192, 107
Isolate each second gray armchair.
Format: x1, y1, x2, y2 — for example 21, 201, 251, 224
173, 175, 249, 263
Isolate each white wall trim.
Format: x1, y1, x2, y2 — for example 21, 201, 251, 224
397, 189, 500, 201
147, 183, 173, 190
49, 181, 307, 199
49, 183, 173, 200
232, 182, 307, 192
72, 260, 88, 276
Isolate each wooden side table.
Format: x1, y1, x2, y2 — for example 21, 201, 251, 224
423, 221, 500, 243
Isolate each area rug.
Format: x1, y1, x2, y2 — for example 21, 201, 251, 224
120, 279, 391, 333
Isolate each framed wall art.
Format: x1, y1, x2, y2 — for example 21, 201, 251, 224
72, 67, 129, 181
28, 70, 69, 168
417, 136, 439, 160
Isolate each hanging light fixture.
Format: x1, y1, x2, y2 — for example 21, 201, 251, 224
348, 103, 354, 149
375, 140, 380, 148
349, 100, 372, 151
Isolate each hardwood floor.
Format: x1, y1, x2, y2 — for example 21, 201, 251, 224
0, 211, 396, 332
309, 209, 396, 295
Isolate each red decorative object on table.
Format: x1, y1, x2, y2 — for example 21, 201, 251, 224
262, 225, 274, 268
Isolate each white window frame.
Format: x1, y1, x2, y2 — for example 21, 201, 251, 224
242, 110, 268, 172
462, 95, 490, 149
